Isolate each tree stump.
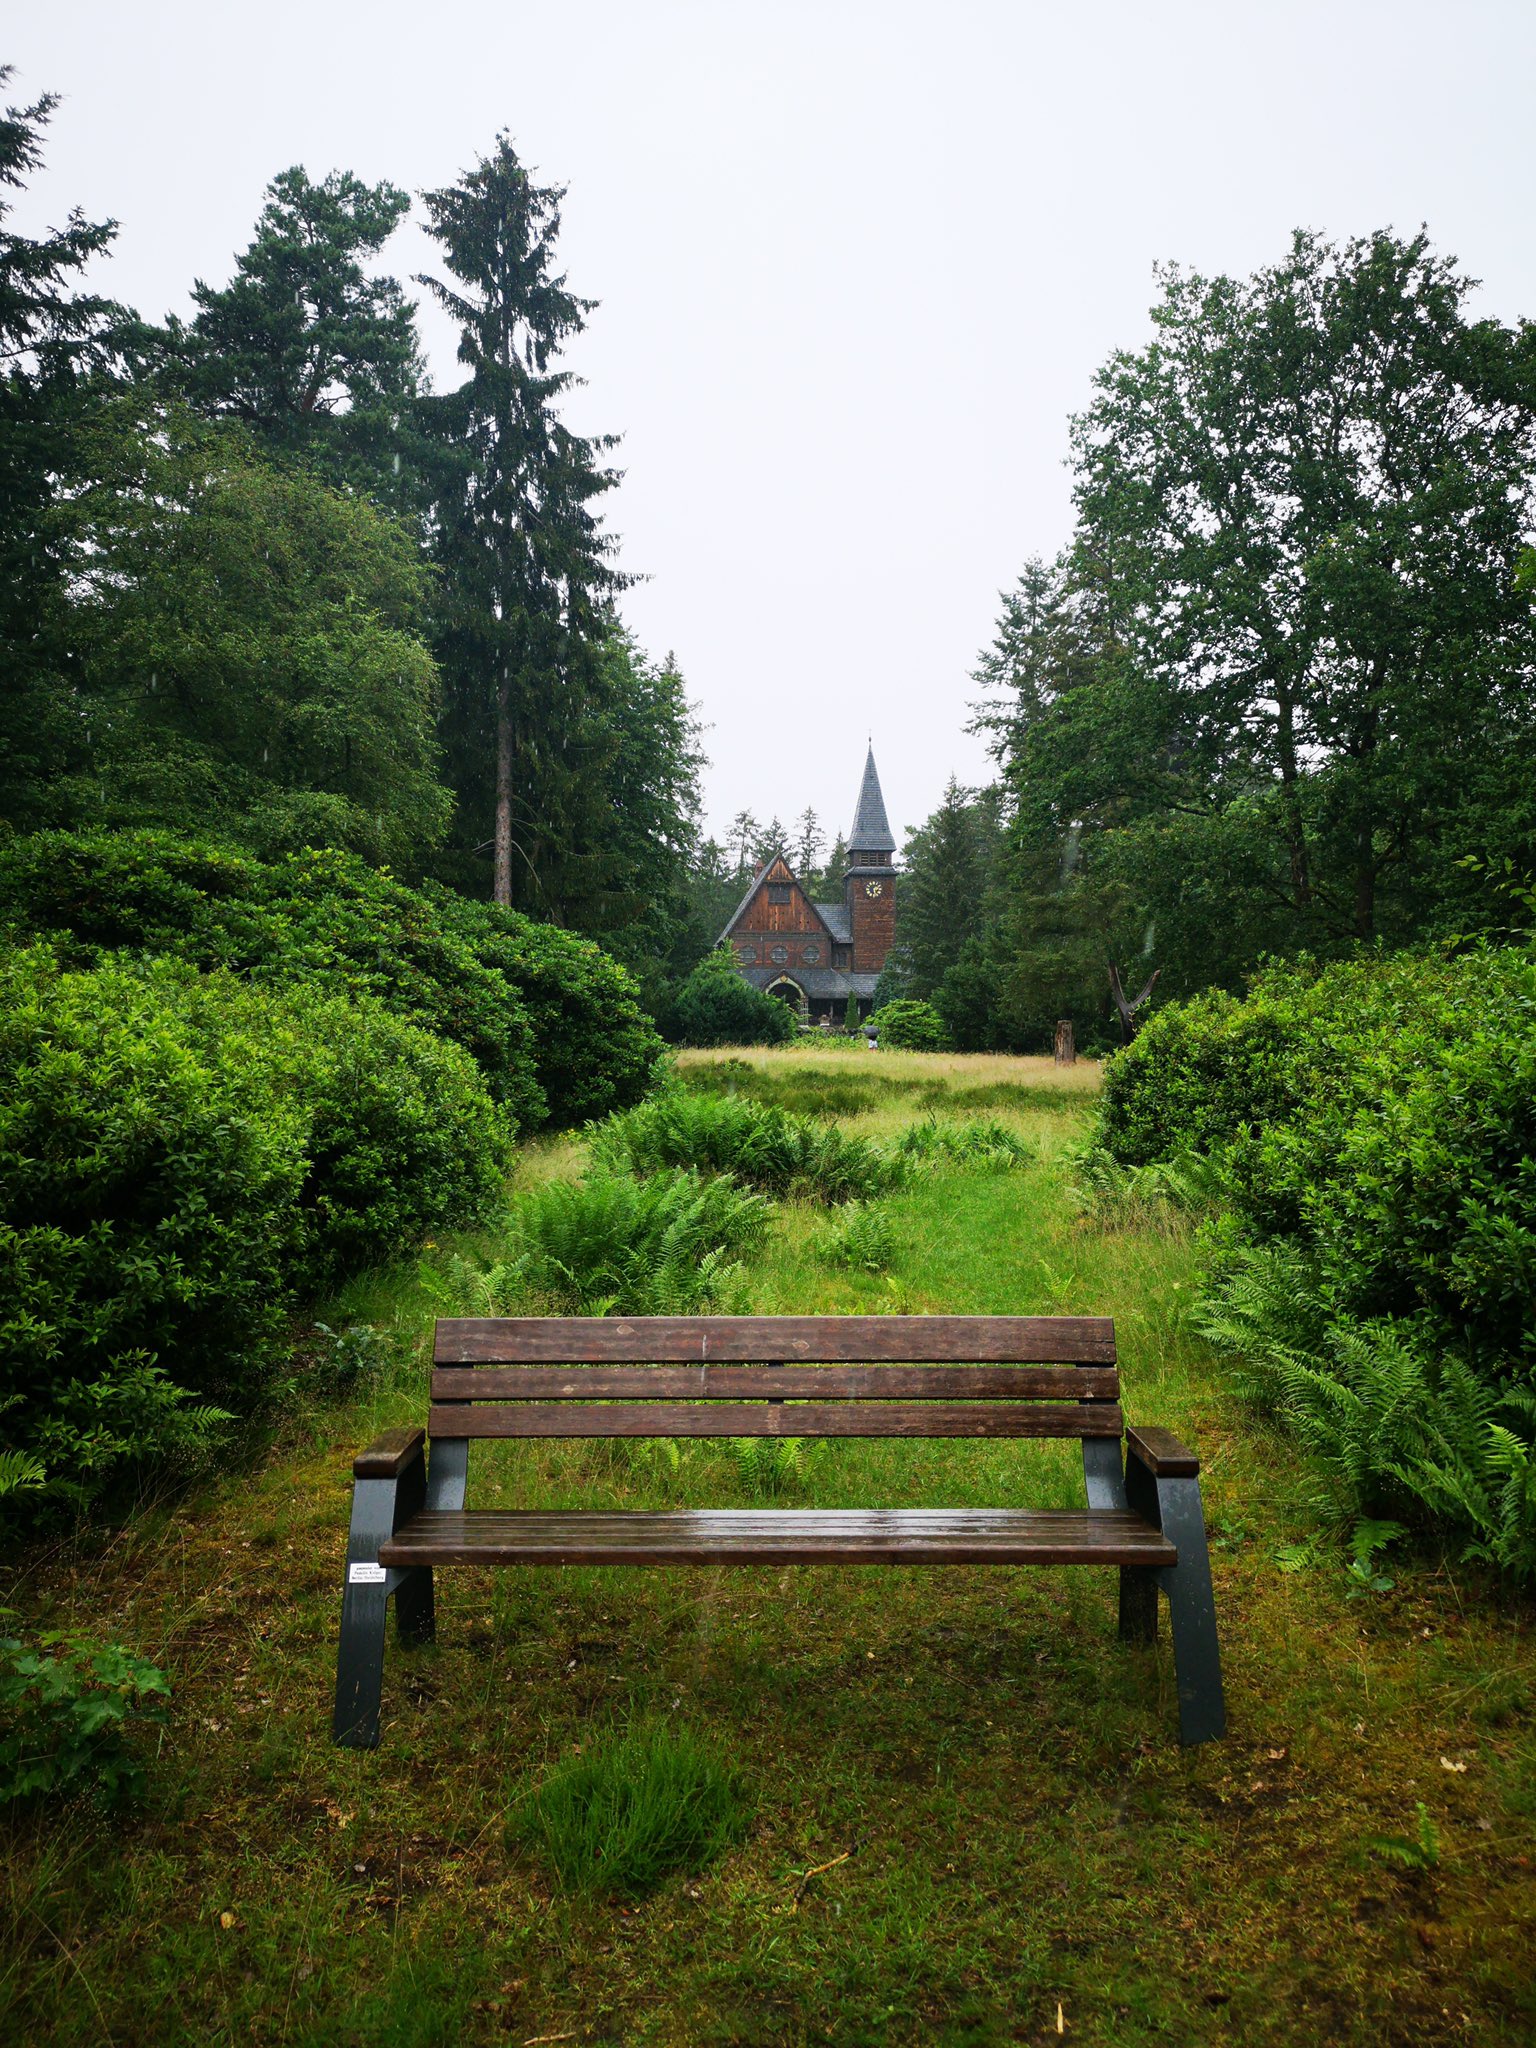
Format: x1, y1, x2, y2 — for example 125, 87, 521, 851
1054, 1019, 1076, 1066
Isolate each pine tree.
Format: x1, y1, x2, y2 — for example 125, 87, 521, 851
752, 816, 789, 867
793, 805, 823, 878
898, 779, 998, 995
419, 137, 623, 907
148, 167, 425, 506
0, 69, 126, 830
816, 831, 848, 899
729, 810, 761, 877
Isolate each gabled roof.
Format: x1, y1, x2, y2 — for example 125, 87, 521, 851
717, 854, 840, 947
814, 901, 852, 943
848, 746, 895, 853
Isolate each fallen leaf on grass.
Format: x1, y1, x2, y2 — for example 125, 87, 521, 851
1440, 1757, 1468, 1773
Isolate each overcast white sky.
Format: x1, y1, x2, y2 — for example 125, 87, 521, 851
10, 2, 1535, 850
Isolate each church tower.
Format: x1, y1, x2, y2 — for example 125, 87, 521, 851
844, 746, 896, 974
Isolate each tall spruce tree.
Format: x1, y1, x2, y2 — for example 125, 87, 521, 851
419, 137, 622, 907
0, 70, 126, 829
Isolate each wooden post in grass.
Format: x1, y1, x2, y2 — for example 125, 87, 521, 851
1054, 1019, 1076, 1066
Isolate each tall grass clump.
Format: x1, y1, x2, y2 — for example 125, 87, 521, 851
895, 1116, 1036, 1169
511, 1722, 751, 1897
455, 1167, 768, 1317
591, 1092, 898, 1204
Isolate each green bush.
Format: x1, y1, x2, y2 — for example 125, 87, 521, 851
0, 1619, 171, 1807
511, 1722, 751, 1897
870, 998, 951, 1051
168, 973, 511, 1294
1100, 949, 1536, 1577
0, 831, 545, 1130
663, 948, 796, 1048
591, 1091, 897, 1204
458, 1167, 767, 1317
429, 889, 665, 1127
0, 828, 669, 1133
0, 949, 508, 1511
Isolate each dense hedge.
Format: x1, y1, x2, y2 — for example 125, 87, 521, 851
0, 949, 509, 1513
661, 948, 796, 1048
0, 830, 665, 1130
1094, 951, 1536, 1578
428, 888, 664, 1125
869, 998, 952, 1051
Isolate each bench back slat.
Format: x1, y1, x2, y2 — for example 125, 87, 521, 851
431, 1365, 1120, 1404
434, 1315, 1115, 1365
428, 1401, 1126, 1441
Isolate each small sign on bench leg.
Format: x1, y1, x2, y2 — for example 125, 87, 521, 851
333, 1428, 428, 1750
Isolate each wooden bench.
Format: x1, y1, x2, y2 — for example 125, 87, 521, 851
333, 1315, 1226, 1748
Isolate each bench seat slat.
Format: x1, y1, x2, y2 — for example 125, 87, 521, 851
379, 1507, 1176, 1568
434, 1315, 1116, 1365
431, 1365, 1121, 1403
427, 1401, 1124, 1440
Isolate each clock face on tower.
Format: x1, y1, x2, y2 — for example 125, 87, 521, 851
864, 880, 883, 898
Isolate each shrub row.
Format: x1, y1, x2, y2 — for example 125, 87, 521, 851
1095, 950, 1536, 1578
0, 948, 510, 1514
0, 830, 664, 1131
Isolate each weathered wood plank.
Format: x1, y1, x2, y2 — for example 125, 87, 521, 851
433, 1315, 1117, 1366
1126, 1425, 1200, 1477
426, 1401, 1124, 1440
429, 1365, 1122, 1403
379, 1507, 1177, 1568
352, 1426, 424, 1478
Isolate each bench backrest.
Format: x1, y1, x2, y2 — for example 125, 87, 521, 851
430, 1316, 1120, 1441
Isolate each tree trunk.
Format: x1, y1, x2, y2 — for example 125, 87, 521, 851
493, 670, 513, 907
1275, 688, 1312, 910
1054, 1019, 1076, 1066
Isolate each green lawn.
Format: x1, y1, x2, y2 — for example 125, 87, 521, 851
4, 1050, 1534, 2046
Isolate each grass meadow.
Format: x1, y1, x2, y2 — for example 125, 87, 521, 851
3, 1048, 1534, 2046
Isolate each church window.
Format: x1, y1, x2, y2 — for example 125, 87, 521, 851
769, 944, 788, 965
802, 942, 820, 964
738, 944, 757, 965
767, 884, 791, 904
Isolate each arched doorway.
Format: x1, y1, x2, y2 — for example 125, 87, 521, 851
765, 976, 806, 1023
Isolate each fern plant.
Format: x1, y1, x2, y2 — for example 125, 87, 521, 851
456, 1168, 767, 1318
894, 1117, 1035, 1169
1368, 1802, 1441, 1872
1197, 1244, 1536, 1581
590, 1092, 897, 1204
818, 1204, 898, 1274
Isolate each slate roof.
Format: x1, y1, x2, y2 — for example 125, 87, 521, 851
813, 900, 852, 943
742, 967, 880, 999
848, 746, 895, 853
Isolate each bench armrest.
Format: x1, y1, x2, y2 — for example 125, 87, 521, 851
353, 1427, 425, 1480
1126, 1426, 1200, 1478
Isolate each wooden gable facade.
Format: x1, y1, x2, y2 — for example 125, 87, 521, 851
728, 857, 849, 981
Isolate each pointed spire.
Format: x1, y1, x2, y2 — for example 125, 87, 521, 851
848, 746, 895, 854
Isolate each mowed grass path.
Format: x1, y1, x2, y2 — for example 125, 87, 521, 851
3, 1050, 1534, 2046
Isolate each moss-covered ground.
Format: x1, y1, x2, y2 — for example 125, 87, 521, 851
3, 1047, 1533, 2045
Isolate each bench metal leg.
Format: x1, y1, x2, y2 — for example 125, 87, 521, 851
333, 1474, 397, 1749
1118, 1567, 1158, 1645
394, 1567, 435, 1647
1124, 1451, 1226, 1746
333, 1450, 430, 1748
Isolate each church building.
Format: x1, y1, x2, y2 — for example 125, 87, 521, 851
719, 748, 897, 1025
